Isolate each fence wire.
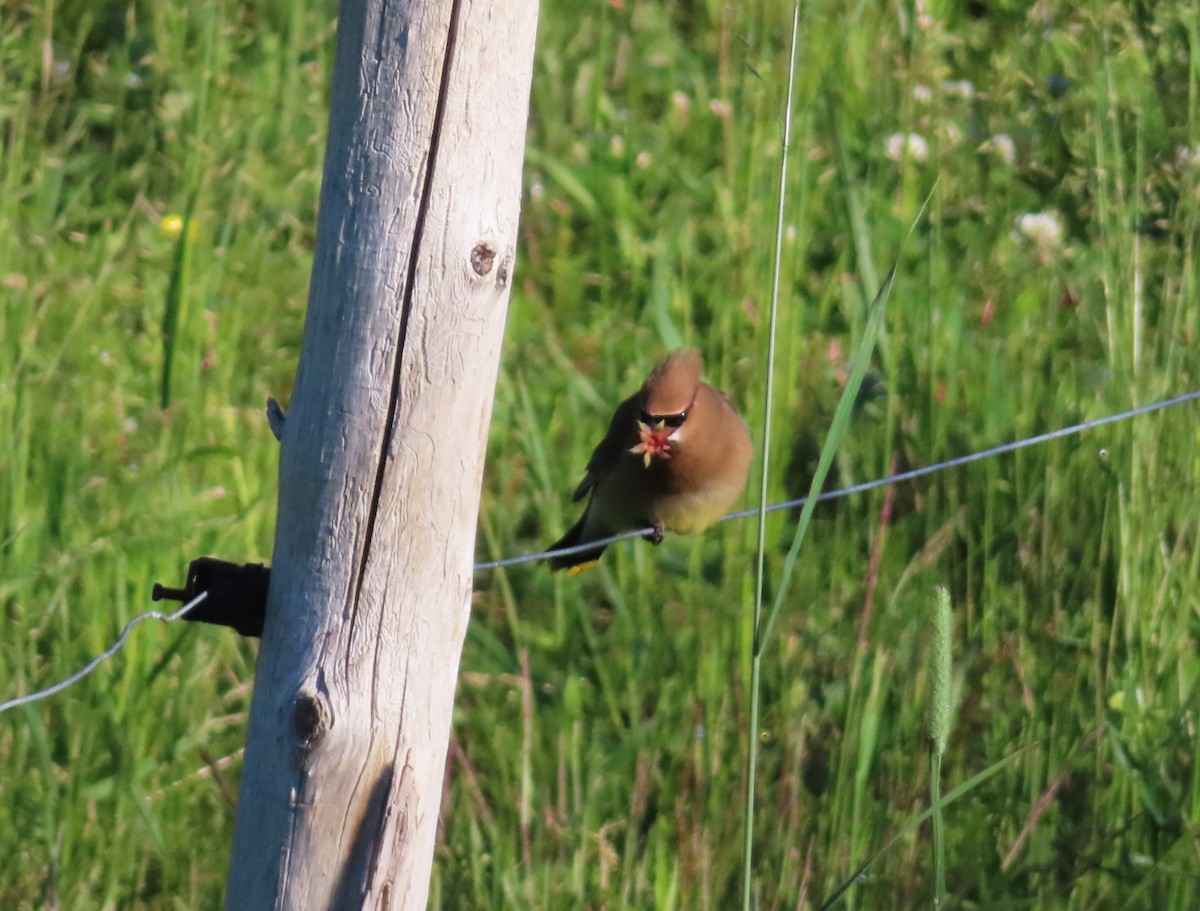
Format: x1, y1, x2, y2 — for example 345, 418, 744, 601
2, 387, 1197, 715
0, 592, 209, 716
478, 388, 1200, 570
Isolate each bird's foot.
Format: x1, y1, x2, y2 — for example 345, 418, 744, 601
643, 522, 664, 546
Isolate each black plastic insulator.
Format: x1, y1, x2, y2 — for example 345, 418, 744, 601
152, 557, 271, 638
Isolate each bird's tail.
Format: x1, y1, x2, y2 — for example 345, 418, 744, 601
548, 512, 608, 574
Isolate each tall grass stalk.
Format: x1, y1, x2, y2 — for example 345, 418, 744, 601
743, 162, 931, 902
928, 586, 953, 908
817, 746, 1028, 911
741, 8, 942, 888
761, 175, 934, 649
743, 2, 801, 907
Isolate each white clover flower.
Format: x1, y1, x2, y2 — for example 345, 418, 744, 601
708, 98, 733, 118
912, 84, 933, 103
941, 79, 975, 100
885, 133, 929, 162
983, 133, 1016, 165
1016, 212, 1063, 251
1176, 145, 1200, 169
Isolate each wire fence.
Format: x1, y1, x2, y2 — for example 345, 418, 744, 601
477, 388, 1200, 570
0, 591, 209, 716
2, 387, 1197, 716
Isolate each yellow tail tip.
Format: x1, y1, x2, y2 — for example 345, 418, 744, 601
551, 559, 599, 576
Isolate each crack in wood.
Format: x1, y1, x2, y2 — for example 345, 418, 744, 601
349, 0, 465, 619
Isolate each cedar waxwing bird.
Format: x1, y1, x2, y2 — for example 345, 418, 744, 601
549, 349, 754, 573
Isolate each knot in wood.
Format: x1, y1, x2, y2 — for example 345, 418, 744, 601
292, 691, 330, 748
470, 242, 497, 276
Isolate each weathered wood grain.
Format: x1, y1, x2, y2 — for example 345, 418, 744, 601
224, 1, 538, 907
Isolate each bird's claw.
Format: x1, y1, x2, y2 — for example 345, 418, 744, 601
643, 523, 664, 546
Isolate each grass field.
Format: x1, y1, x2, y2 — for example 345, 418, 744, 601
2, 0, 1199, 908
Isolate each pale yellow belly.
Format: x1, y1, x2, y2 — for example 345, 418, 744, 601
652, 483, 743, 535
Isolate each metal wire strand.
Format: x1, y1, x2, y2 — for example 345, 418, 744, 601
475, 388, 1200, 571
4, 388, 1197, 716
0, 591, 209, 716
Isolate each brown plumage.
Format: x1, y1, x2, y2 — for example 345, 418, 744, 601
549, 349, 754, 573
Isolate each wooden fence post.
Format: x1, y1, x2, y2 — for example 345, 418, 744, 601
223, 0, 539, 907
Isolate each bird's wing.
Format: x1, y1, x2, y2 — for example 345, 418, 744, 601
572, 393, 640, 502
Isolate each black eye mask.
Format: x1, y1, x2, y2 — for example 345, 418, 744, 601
640, 408, 688, 429
640, 390, 696, 430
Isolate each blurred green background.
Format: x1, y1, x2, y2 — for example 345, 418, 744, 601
1, 0, 1198, 908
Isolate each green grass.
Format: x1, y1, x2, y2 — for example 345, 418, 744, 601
2, 0, 1199, 908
